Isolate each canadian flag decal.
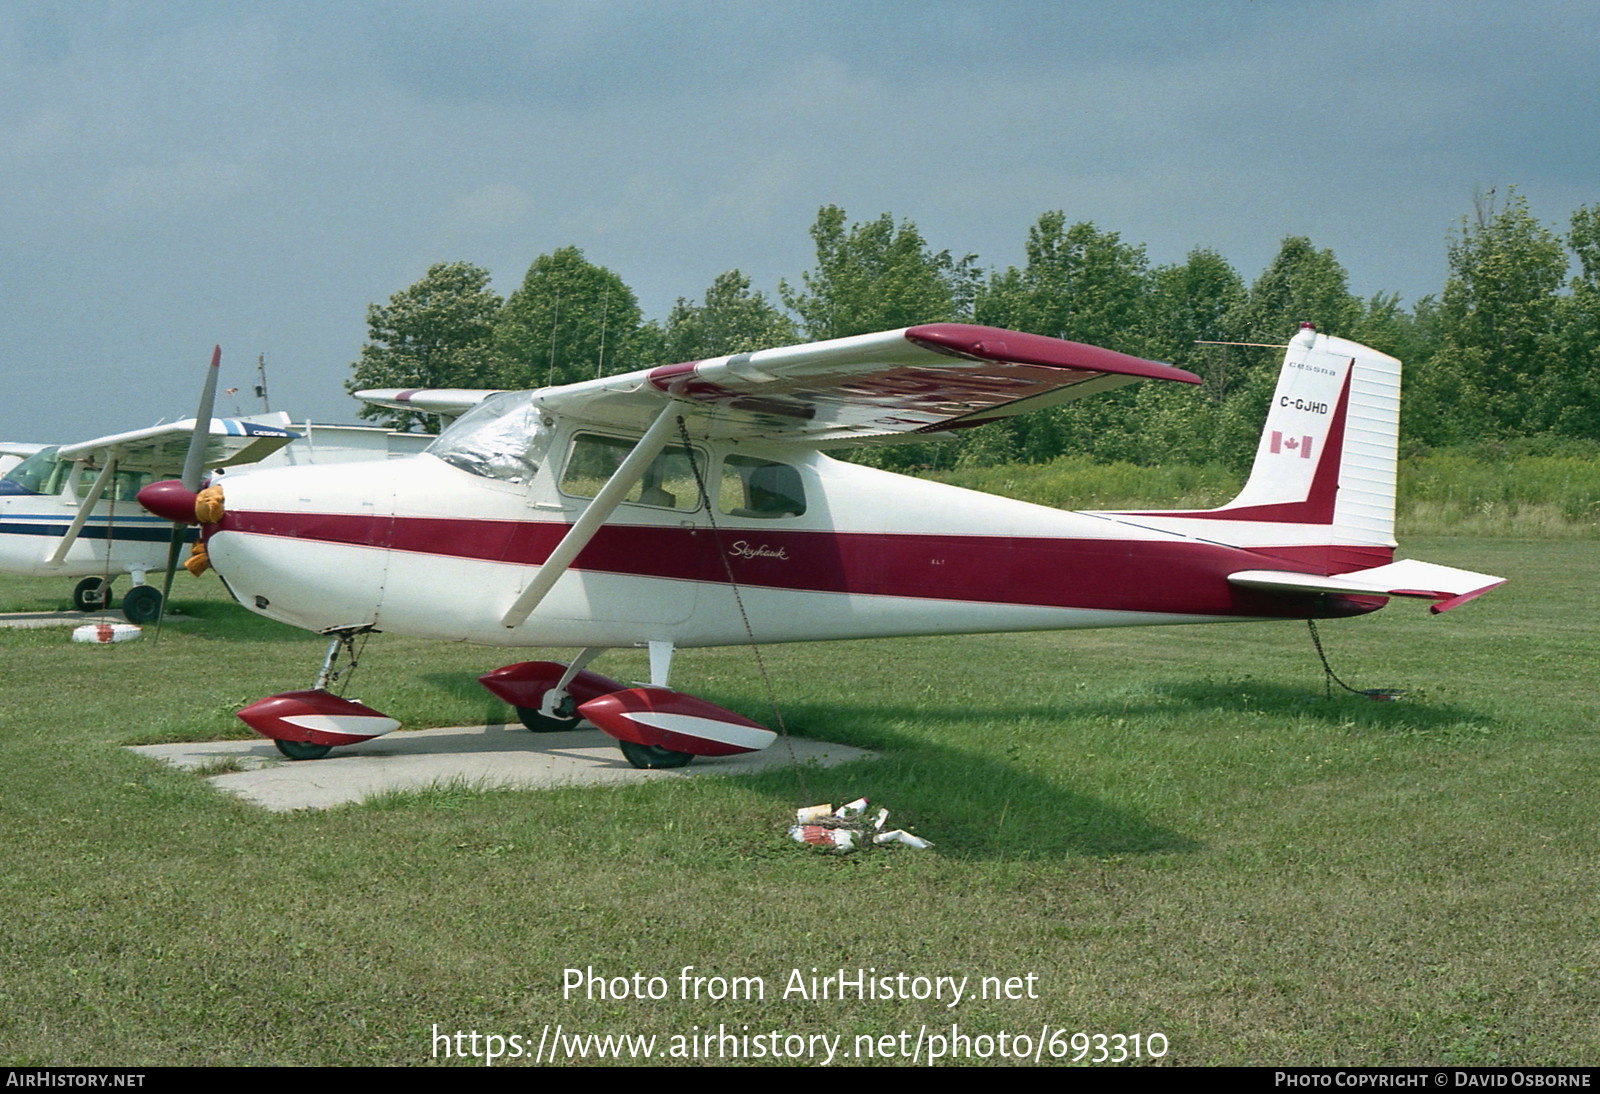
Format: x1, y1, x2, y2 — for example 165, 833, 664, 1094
1271, 431, 1314, 459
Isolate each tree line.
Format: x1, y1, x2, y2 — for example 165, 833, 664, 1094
347, 188, 1600, 470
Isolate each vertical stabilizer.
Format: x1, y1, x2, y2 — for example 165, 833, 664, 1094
1221, 325, 1400, 548
1111, 325, 1401, 573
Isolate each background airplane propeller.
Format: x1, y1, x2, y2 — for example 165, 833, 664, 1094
152, 346, 221, 635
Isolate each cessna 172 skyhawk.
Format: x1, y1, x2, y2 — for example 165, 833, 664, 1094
139, 323, 1504, 767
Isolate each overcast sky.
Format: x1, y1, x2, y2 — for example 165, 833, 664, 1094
3, 1, 1597, 440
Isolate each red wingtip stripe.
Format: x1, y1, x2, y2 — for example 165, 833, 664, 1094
1428, 580, 1507, 614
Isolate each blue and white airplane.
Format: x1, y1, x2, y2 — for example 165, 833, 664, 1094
0, 412, 298, 622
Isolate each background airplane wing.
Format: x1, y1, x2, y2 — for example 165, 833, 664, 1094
56, 415, 298, 474
352, 389, 505, 420
1, 443, 49, 459
536, 323, 1199, 446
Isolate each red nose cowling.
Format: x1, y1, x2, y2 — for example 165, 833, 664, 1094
137, 479, 200, 524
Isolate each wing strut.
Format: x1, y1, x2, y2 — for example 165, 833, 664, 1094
48, 457, 119, 565
499, 403, 681, 629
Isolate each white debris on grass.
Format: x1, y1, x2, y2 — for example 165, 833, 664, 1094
788, 797, 932, 853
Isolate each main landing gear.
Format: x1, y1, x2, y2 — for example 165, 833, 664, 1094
237, 640, 777, 771
72, 576, 164, 624
73, 576, 112, 612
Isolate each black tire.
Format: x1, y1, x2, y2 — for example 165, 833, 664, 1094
73, 576, 113, 612
121, 585, 162, 625
515, 705, 582, 732
274, 739, 333, 761
618, 740, 694, 770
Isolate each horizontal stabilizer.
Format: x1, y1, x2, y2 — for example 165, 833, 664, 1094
1228, 559, 1505, 614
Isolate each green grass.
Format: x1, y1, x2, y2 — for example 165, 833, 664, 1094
923, 450, 1600, 538
0, 537, 1594, 1066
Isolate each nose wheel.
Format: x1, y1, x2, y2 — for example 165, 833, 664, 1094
617, 740, 695, 769
274, 739, 332, 761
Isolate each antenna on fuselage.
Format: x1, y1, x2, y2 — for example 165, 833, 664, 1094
547, 290, 561, 388
596, 285, 610, 378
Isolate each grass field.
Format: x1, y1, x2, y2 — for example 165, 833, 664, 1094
0, 536, 1595, 1066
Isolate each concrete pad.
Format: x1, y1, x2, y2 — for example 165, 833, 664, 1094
129, 724, 873, 811
0, 609, 189, 629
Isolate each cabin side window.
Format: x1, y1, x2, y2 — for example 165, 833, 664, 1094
560, 433, 705, 512
718, 455, 805, 519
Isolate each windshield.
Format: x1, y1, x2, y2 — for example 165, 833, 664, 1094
1, 448, 155, 500
425, 392, 551, 484
0, 447, 63, 495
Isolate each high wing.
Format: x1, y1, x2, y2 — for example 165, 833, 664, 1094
56, 413, 299, 474
355, 324, 1199, 447
38, 415, 298, 566
1, 443, 48, 460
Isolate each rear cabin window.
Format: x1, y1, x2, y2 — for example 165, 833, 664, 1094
560, 434, 705, 512
719, 455, 805, 519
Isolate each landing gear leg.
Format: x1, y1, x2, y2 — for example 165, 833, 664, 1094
515, 647, 603, 732
315, 628, 369, 691
270, 629, 373, 761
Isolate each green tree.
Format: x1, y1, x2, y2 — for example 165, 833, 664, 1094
976, 213, 1151, 353
1128, 249, 1250, 463
780, 205, 977, 339
658, 270, 797, 362
345, 261, 503, 431
1437, 188, 1567, 438
971, 215, 1154, 464
494, 247, 643, 389
1550, 204, 1600, 438
1229, 236, 1362, 344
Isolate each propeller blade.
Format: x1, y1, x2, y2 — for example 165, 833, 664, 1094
154, 345, 222, 636
181, 346, 222, 492
153, 524, 186, 638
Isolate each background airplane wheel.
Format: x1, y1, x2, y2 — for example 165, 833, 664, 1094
73, 576, 113, 612
274, 740, 332, 761
515, 705, 582, 732
121, 585, 162, 624
618, 740, 694, 770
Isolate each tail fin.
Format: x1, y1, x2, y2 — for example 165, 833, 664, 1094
1218, 323, 1400, 553
1109, 325, 1505, 609
1111, 324, 1401, 573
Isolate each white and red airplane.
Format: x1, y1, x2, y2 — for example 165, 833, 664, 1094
139, 322, 1503, 767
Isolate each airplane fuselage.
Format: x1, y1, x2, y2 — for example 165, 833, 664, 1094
0, 476, 184, 580
202, 437, 1382, 651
